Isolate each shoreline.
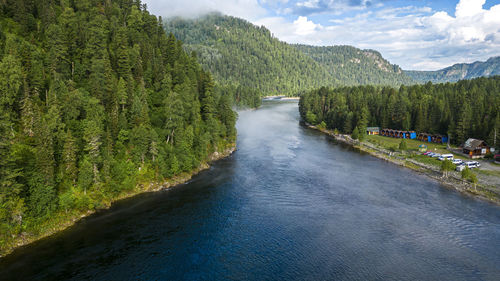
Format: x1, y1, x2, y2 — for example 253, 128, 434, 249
304, 123, 500, 206
0, 146, 236, 258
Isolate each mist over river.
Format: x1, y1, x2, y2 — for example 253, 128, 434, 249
1, 101, 500, 280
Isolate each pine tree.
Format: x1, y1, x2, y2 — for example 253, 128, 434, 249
352, 126, 359, 140
60, 130, 78, 188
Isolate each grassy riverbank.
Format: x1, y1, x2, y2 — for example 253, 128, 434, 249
0, 146, 236, 258
306, 124, 500, 205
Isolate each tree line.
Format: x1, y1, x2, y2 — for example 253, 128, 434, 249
164, 14, 335, 97
299, 77, 500, 147
164, 14, 417, 99
0, 0, 236, 248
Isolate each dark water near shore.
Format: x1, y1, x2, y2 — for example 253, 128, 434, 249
1, 101, 500, 280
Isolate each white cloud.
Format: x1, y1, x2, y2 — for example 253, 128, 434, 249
142, 0, 266, 21
293, 16, 321, 35
455, 0, 485, 18
143, 0, 500, 70
259, 0, 500, 70
297, 0, 320, 9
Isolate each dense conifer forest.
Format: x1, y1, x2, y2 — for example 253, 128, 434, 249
293, 45, 414, 86
299, 76, 500, 147
0, 0, 236, 250
165, 14, 333, 96
164, 14, 414, 97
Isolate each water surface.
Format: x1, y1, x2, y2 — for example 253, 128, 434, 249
1, 101, 500, 280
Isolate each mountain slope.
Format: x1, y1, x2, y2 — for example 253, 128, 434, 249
294, 44, 414, 86
165, 14, 334, 95
164, 14, 414, 95
406, 57, 500, 83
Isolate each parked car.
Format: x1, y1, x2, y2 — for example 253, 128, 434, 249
423, 151, 432, 156
456, 164, 465, 171
431, 153, 441, 158
452, 159, 463, 165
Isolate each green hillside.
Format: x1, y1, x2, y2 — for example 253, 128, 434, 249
406, 56, 500, 83
164, 14, 414, 96
0, 0, 235, 252
294, 45, 414, 86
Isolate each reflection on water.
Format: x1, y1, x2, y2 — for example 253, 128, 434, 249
1, 101, 500, 280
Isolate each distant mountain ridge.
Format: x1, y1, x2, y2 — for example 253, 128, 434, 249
164, 14, 414, 95
294, 44, 413, 86
406, 56, 500, 83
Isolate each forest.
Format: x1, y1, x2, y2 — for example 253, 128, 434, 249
299, 76, 500, 147
164, 13, 416, 97
0, 0, 236, 250
165, 13, 333, 96
294, 44, 413, 86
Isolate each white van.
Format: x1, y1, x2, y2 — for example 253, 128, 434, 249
465, 161, 478, 169
438, 154, 454, 161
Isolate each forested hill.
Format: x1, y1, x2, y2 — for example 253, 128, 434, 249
294, 45, 414, 86
165, 14, 333, 95
0, 0, 235, 252
406, 56, 500, 83
299, 76, 500, 146
164, 14, 415, 96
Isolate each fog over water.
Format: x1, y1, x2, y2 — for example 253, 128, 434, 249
1, 101, 500, 280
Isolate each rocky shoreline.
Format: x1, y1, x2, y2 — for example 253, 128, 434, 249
304, 123, 500, 206
1, 146, 236, 258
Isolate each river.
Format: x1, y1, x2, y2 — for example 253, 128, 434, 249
1, 101, 500, 280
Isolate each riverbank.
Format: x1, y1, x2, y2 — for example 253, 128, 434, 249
305, 124, 500, 205
0, 145, 236, 258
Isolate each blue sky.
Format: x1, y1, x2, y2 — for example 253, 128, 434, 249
143, 0, 500, 70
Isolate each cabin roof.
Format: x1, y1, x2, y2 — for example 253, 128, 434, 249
366, 127, 380, 131
464, 138, 487, 150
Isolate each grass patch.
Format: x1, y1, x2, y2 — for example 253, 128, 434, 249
476, 169, 500, 178
408, 154, 441, 167
366, 135, 450, 153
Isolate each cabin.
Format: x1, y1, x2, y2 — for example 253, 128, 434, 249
406, 131, 417, 139
418, 133, 432, 142
379, 128, 416, 139
463, 138, 489, 158
366, 127, 380, 135
430, 134, 448, 144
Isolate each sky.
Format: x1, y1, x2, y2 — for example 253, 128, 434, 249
142, 0, 500, 70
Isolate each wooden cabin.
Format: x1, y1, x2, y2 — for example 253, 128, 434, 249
366, 127, 380, 135
406, 131, 417, 139
463, 138, 489, 158
379, 129, 415, 139
418, 133, 431, 142
432, 134, 448, 144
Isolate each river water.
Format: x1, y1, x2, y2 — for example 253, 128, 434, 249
1, 101, 500, 280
